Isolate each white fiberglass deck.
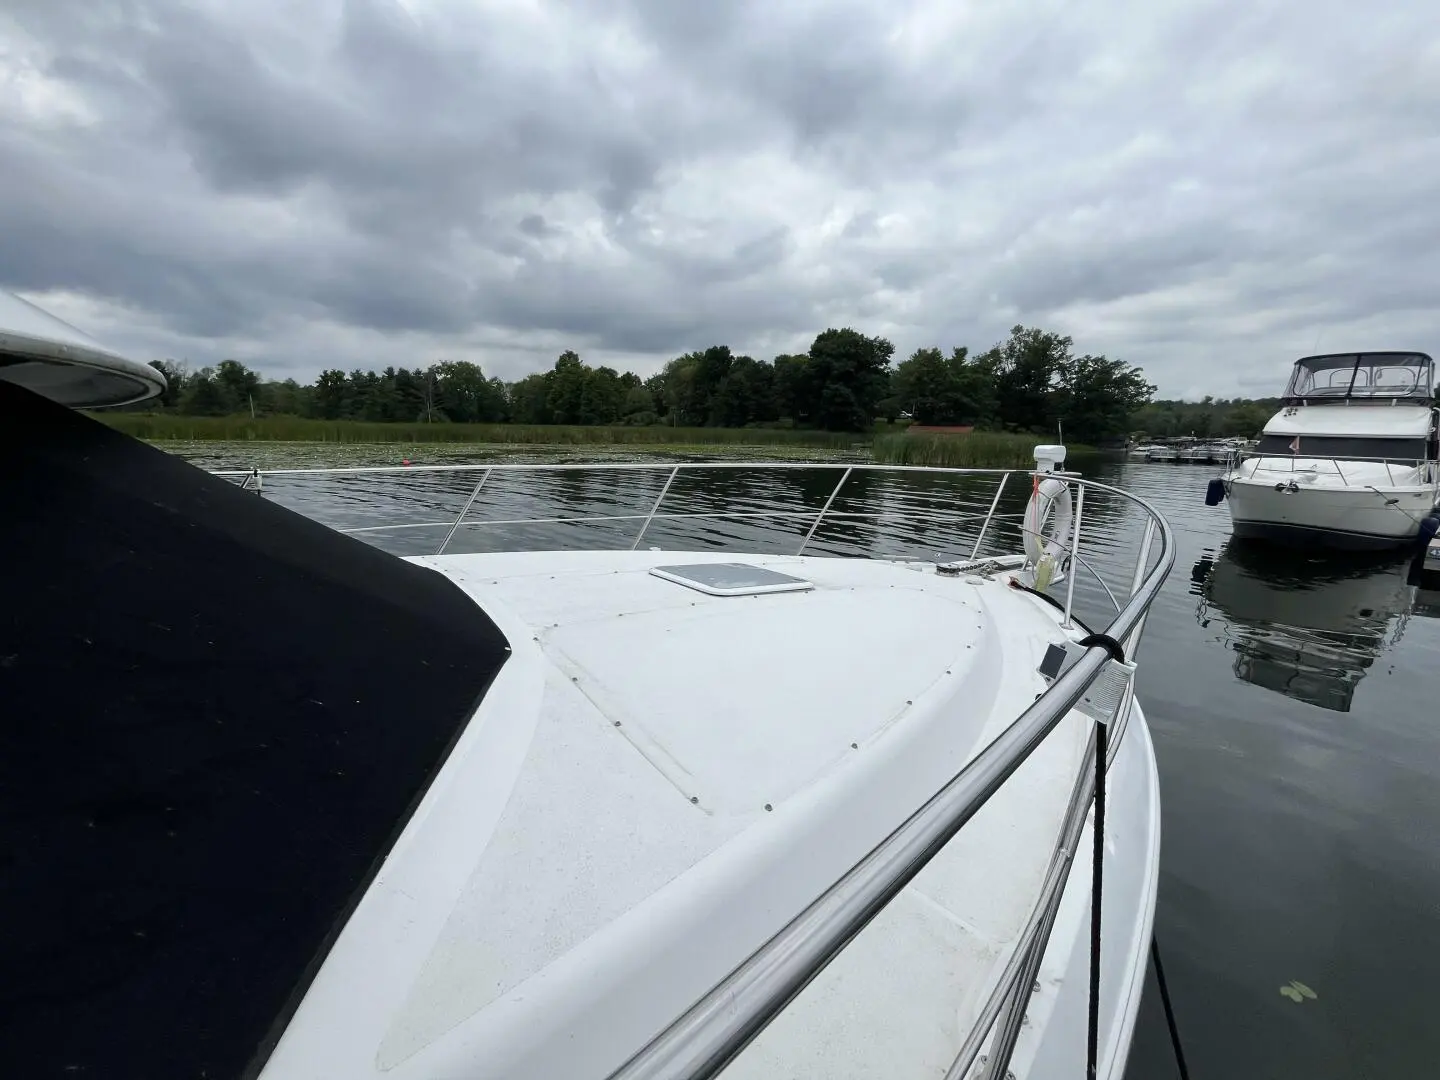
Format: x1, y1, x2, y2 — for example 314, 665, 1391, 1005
259, 548, 1160, 1080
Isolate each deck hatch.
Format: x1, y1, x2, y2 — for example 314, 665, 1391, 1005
650, 562, 814, 596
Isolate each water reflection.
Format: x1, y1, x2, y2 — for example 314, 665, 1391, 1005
1190, 541, 1416, 712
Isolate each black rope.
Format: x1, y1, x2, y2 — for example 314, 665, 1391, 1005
1077, 632, 1126, 664
1004, 579, 1098, 635
1087, 716, 1107, 1080
1151, 937, 1193, 1080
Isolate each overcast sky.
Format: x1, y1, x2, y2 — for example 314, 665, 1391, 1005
2, 0, 1436, 399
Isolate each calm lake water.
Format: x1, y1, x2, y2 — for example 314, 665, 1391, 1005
188, 443, 1440, 1078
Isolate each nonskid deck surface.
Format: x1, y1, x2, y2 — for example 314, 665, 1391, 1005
260, 549, 1156, 1080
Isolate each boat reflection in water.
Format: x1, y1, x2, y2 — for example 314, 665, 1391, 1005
1191, 541, 1418, 712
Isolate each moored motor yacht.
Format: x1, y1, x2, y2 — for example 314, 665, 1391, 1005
0, 290, 1175, 1080
1209, 351, 1440, 549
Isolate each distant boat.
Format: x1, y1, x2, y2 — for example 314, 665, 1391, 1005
1208, 351, 1440, 549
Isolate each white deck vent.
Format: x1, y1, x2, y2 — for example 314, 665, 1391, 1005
650, 563, 814, 597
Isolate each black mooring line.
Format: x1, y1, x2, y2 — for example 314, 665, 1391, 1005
1151, 936, 1193, 1080
1087, 717, 1107, 1080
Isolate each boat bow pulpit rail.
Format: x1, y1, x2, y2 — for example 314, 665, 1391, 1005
217, 459, 1175, 1080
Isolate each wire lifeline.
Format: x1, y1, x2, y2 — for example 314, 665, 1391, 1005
1087, 714, 1107, 1080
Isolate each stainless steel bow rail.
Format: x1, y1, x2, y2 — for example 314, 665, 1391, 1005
216, 460, 1174, 1079
218, 461, 1152, 625
1228, 451, 1440, 489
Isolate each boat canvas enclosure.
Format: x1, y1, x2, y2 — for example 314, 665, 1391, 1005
0, 382, 511, 1079
1281, 351, 1435, 404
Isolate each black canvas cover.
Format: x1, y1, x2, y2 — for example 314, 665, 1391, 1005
0, 382, 510, 1079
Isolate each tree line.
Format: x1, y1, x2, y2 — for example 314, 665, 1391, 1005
138, 324, 1208, 443
1130, 397, 1282, 440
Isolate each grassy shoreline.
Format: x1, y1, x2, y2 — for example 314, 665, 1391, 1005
98, 414, 1092, 468
94, 413, 869, 450
872, 431, 1095, 467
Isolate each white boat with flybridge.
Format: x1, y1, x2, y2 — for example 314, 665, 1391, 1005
1206, 351, 1440, 549
0, 289, 1179, 1080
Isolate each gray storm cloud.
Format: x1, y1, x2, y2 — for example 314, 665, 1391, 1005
1, 0, 1436, 395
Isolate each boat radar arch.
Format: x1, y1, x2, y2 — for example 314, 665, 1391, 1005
0, 289, 165, 408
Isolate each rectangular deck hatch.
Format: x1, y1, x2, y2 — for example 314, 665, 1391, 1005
650, 562, 814, 597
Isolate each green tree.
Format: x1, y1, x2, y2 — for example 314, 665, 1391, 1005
712, 355, 778, 426
179, 367, 238, 416
891, 346, 996, 426
620, 384, 658, 425
981, 326, 1073, 433
654, 355, 703, 425
263, 378, 309, 416
311, 369, 349, 420
509, 372, 554, 424
433, 361, 506, 422
579, 365, 625, 424
148, 359, 187, 408
1222, 401, 1271, 437
214, 359, 261, 415
1055, 354, 1156, 444
347, 369, 384, 420
546, 350, 587, 424
772, 353, 813, 424
690, 345, 733, 422
805, 328, 895, 431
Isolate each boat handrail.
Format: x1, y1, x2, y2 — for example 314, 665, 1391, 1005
602, 491, 1171, 1080
1232, 451, 1440, 488
213, 459, 1174, 1080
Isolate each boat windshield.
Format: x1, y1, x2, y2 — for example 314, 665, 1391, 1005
1284, 352, 1435, 403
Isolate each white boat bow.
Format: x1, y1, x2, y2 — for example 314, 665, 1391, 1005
213, 457, 1175, 1080
1, 292, 1176, 1080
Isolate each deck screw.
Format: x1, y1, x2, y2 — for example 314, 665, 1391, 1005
850, 742, 858, 749
1032, 980, 1041, 993
690, 796, 699, 804
764, 803, 773, 811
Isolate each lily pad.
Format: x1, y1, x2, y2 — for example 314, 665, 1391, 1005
1280, 980, 1317, 1003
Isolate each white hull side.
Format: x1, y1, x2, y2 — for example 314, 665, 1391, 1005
1225, 472, 1435, 548
1023, 701, 1161, 1080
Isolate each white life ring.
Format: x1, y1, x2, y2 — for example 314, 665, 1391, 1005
1023, 476, 1074, 566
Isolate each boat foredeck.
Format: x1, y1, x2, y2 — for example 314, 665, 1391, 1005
262, 549, 1091, 1079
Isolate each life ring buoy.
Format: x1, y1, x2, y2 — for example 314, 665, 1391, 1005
1023, 476, 1073, 566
